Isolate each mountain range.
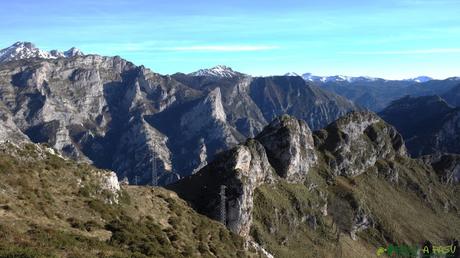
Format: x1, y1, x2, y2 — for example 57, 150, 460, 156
0, 41, 83, 63
0, 42, 357, 186
379, 95, 460, 157
1, 41, 460, 258
281, 72, 460, 111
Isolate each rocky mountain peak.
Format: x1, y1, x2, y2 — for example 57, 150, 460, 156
189, 65, 242, 78
315, 111, 407, 176
64, 47, 84, 57
406, 75, 433, 83
180, 87, 229, 131
0, 41, 84, 63
256, 114, 317, 182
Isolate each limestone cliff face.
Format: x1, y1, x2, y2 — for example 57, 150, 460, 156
423, 153, 460, 184
437, 111, 460, 153
225, 140, 277, 237
180, 87, 240, 148
256, 115, 317, 182
0, 56, 192, 185
112, 116, 177, 185
168, 139, 276, 238
315, 112, 407, 177
0, 56, 134, 161
0, 103, 29, 143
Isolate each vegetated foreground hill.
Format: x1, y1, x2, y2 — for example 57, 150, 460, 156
169, 112, 460, 258
379, 95, 460, 157
0, 42, 358, 186
0, 143, 258, 258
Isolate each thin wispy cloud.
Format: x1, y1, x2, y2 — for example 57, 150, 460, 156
3, 0, 460, 77
340, 48, 460, 55
162, 45, 279, 52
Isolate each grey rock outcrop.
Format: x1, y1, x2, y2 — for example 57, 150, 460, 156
180, 87, 240, 150
256, 115, 317, 182
94, 170, 121, 204
168, 139, 276, 238
0, 103, 30, 143
423, 154, 460, 184
315, 111, 407, 177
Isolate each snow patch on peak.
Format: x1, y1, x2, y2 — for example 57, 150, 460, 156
284, 72, 300, 76
301, 73, 380, 83
64, 47, 84, 57
406, 76, 433, 83
0, 41, 84, 63
190, 65, 242, 78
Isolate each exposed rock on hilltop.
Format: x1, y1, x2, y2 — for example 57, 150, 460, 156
315, 111, 406, 176
422, 153, 460, 184
379, 95, 460, 157
189, 65, 243, 78
256, 115, 317, 182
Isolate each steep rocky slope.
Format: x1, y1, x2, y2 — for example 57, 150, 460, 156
0, 55, 198, 185
169, 112, 460, 258
379, 95, 460, 157
248, 76, 357, 131
0, 142, 258, 257
0, 42, 358, 185
442, 84, 460, 107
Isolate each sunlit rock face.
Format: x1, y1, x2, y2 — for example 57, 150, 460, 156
314, 111, 407, 177
256, 114, 317, 182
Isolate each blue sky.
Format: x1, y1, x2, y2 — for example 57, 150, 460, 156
1, 0, 460, 79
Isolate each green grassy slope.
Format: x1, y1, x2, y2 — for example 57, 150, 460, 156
0, 143, 255, 258
250, 154, 460, 258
